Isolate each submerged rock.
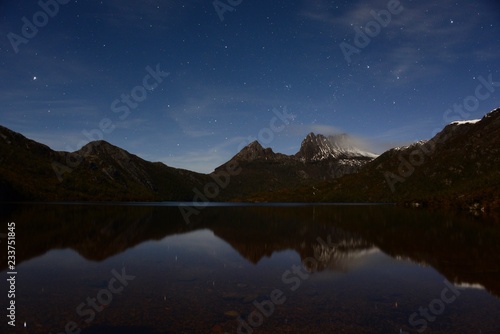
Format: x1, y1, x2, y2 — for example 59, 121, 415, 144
224, 310, 240, 318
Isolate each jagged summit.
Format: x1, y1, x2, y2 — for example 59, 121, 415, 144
232, 140, 280, 161
1, 107, 498, 203
295, 132, 377, 162
485, 107, 500, 118
229, 132, 377, 165
246, 140, 263, 150
213, 132, 378, 182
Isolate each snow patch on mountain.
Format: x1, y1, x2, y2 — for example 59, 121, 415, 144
450, 119, 480, 125
485, 107, 500, 118
391, 140, 428, 152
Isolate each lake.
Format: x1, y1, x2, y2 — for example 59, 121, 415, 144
0, 203, 499, 334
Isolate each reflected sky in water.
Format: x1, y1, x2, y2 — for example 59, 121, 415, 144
0, 204, 499, 333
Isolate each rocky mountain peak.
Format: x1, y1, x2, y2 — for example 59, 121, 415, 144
485, 107, 500, 118
296, 132, 376, 162
233, 140, 277, 161
246, 140, 264, 150
76, 140, 130, 159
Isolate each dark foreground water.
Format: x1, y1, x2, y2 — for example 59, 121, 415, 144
0, 203, 499, 334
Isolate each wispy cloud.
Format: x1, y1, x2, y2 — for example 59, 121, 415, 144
290, 122, 394, 154
166, 79, 296, 139
21, 129, 89, 152
473, 48, 500, 62
304, 124, 343, 135
373, 117, 438, 146
160, 136, 246, 173
115, 118, 149, 130
300, 0, 488, 83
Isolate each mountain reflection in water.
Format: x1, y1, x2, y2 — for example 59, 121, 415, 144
0, 204, 499, 334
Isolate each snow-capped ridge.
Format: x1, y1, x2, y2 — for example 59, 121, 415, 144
391, 140, 429, 152
485, 107, 500, 118
450, 119, 480, 125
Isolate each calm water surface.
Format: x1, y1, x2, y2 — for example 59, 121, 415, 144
0, 204, 499, 334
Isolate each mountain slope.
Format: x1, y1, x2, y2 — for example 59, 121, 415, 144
256, 108, 500, 212
213, 134, 376, 200
0, 126, 209, 201
0, 125, 374, 201
2, 107, 499, 209
295, 133, 377, 161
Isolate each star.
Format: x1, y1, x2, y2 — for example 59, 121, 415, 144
33, 76, 37, 80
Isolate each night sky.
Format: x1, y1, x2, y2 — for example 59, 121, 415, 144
1, 0, 499, 173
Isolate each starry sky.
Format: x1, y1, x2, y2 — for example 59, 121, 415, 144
1, 0, 499, 173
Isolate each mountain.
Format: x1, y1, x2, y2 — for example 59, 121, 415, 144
256, 108, 500, 213
0, 125, 210, 201
295, 132, 377, 162
213, 133, 376, 200
231, 140, 289, 162
295, 132, 376, 178
1, 107, 499, 211
0, 124, 374, 201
